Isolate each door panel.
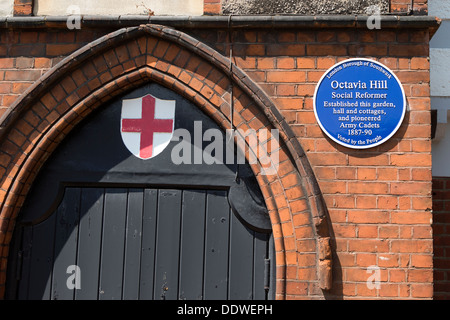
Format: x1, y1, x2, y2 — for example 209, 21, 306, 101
8, 187, 273, 300
139, 189, 158, 300
51, 187, 81, 300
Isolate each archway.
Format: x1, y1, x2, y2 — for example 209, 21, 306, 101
0, 24, 332, 299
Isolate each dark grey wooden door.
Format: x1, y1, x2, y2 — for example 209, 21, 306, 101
8, 187, 273, 300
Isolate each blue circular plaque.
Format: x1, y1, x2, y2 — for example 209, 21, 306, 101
313, 58, 406, 149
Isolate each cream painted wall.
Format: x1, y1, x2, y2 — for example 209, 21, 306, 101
35, 0, 204, 16
0, 0, 14, 17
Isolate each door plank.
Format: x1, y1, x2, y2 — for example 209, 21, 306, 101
139, 189, 158, 300
51, 188, 82, 300
253, 232, 269, 300
123, 188, 144, 300
28, 214, 56, 299
229, 210, 254, 300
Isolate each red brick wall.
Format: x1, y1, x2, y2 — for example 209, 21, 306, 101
432, 177, 450, 300
0, 26, 331, 299
0, 23, 433, 299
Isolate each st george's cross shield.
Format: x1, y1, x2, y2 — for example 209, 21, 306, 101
120, 94, 175, 160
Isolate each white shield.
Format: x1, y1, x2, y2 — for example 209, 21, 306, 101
121, 94, 175, 160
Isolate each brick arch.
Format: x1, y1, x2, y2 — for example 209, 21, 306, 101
0, 24, 332, 299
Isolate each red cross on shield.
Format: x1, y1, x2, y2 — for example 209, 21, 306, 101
120, 94, 175, 160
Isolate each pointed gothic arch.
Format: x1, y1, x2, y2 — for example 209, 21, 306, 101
0, 24, 332, 299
